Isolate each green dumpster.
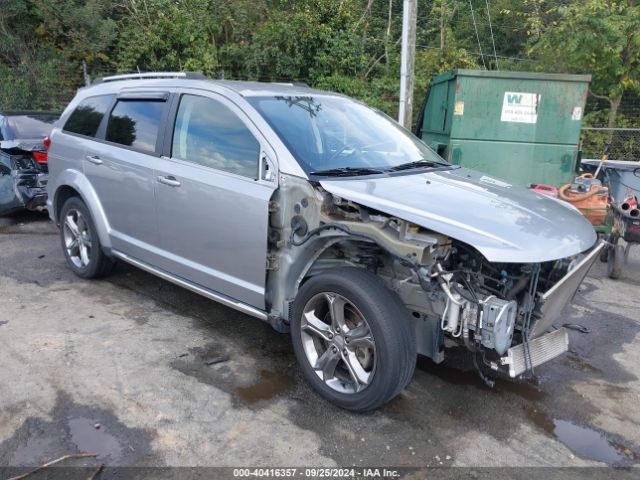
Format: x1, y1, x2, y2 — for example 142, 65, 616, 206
416, 69, 591, 187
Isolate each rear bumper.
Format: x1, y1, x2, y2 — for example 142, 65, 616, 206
500, 328, 569, 377
24, 191, 48, 211
17, 172, 48, 211
1, 172, 48, 215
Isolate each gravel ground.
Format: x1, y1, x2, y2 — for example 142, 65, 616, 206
0, 211, 639, 478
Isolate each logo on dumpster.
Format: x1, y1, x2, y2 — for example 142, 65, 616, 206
501, 91, 541, 124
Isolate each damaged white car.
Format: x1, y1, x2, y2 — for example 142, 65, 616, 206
47, 73, 601, 411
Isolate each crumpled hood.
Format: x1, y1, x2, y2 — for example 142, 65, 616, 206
320, 167, 597, 263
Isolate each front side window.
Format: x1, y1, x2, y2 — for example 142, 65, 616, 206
64, 95, 113, 137
172, 95, 260, 178
247, 95, 447, 175
106, 100, 165, 153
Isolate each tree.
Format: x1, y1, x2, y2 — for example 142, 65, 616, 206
0, 0, 117, 109
528, 0, 640, 128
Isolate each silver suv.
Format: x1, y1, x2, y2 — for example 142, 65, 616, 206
47, 72, 601, 411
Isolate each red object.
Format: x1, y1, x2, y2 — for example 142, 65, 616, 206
624, 196, 638, 209
530, 184, 559, 198
32, 151, 48, 163
43, 136, 51, 151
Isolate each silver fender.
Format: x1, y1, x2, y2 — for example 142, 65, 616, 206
50, 169, 112, 251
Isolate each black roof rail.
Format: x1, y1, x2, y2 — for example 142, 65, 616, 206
92, 72, 207, 85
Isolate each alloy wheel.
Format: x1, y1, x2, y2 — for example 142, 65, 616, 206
63, 209, 92, 269
300, 292, 376, 394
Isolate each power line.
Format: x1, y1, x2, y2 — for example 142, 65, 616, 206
364, 35, 540, 63
485, 0, 499, 69
412, 42, 539, 63
467, 0, 487, 69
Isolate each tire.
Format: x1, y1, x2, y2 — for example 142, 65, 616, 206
290, 267, 416, 412
599, 248, 609, 263
607, 243, 624, 279
59, 196, 114, 279
599, 237, 610, 263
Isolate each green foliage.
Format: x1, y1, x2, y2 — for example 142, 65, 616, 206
116, 0, 224, 74
527, 0, 640, 126
0, 0, 638, 131
0, 0, 116, 109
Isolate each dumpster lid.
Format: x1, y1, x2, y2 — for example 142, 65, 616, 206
431, 69, 592, 84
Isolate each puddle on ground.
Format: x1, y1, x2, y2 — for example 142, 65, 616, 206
416, 355, 545, 402
525, 407, 635, 465
68, 417, 122, 462
235, 369, 296, 404
0, 392, 157, 467
171, 343, 296, 407
563, 354, 603, 374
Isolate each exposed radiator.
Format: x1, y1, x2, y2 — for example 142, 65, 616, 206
501, 328, 569, 377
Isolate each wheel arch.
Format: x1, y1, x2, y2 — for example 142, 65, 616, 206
52, 169, 112, 251
274, 236, 392, 322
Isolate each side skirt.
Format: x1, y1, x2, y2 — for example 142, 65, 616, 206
111, 250, 269, 322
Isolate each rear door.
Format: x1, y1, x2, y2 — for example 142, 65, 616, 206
84, 91, 171, 264
154, 90, 277, 308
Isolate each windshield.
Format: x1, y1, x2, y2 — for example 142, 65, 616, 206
247, 95, 447, 175
4, 114, 58, 140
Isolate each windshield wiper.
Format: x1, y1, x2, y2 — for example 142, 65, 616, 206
386, 159, 449, 172
310, 167, 384, 177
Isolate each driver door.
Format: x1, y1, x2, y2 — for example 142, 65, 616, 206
154, 90, 277, 309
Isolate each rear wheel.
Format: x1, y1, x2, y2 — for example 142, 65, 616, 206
607, 236, 624, 279
599, 234, 610, 263
60, 197, 114, 279
290, 267, 416, 412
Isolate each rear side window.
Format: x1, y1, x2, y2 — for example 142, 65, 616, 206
171, 95, 260, 178
64, 95, 113, 137
106, 100, 164, 153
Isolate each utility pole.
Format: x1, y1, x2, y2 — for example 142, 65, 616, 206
398, 0, 417, 129
82, 61, 91, 87
440, 0, 446, 50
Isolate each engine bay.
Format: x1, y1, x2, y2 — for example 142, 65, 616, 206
269, 179, 598, 383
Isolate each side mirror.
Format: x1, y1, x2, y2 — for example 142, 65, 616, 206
633, 167, 640, 179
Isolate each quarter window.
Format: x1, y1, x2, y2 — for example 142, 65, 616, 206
172, 95, 260, 178
63, 95, 113, 137
106, 100, 165, 153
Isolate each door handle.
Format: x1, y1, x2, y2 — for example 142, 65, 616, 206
86, 155, 103, 165
157, 175, 181, 187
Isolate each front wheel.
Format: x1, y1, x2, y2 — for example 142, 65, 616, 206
290, 267, 416, 412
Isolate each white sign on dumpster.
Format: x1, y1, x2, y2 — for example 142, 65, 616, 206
500, 91, 541, 124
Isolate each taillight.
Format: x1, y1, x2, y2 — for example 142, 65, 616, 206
33, 151, 48, 163
43, 136, 51, 151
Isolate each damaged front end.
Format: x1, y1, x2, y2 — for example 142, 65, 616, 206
268, 173, 602, 383
0, 147, 48, 216
430, 238, 603, 379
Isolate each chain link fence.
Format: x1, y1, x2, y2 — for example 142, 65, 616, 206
581, 92, 640, 162
580, 128, 640, 161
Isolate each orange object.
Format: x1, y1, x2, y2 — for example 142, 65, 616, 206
559, 174, 609, 225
